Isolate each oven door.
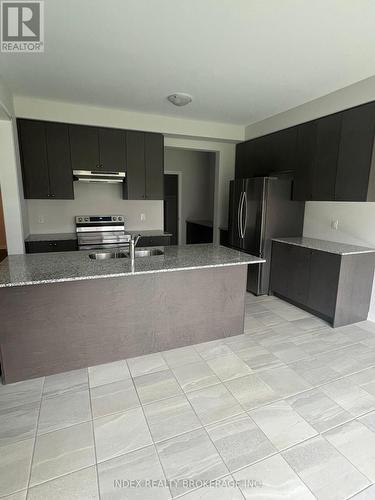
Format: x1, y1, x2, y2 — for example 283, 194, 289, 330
77, 231, 130, 250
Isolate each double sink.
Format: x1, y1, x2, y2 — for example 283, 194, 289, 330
89, 248, 164, 260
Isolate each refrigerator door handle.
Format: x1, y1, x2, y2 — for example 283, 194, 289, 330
237, 192, 242, 239
239, 192, 245, 239
242, 192, 248, 238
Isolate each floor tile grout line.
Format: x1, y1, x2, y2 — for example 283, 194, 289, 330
25, 376, 46, 498
346, 484, 375, 499
88, 379, 102, 500
131, 376, 174, 500
164, 367, 238, 498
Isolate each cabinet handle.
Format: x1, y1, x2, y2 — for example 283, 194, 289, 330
50, 194, 55, 197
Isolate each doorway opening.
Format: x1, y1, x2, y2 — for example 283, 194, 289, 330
0, 187, 8, 262
164, 149, 216, 245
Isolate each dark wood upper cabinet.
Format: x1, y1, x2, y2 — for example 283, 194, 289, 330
235, 141, 250, 179
18, 119, 50, 199
98, 128, 126, 171
293, 121, 317, 201
45, 122, 74, 199
145, 132, 164, 200
124, 131, 164, 200
18, 119, 73, 200
312, 113, 342, 201
335, 102, 375, 201
124, 131, 146, 199
235, 101, 375, 202
268, 127, 298, 174
69, 125, 100, 171
70, 125, 126, 172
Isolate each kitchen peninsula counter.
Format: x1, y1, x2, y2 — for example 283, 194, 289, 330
0, 245, 264, 383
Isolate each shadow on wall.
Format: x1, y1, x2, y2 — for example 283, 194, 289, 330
0, 188, 7, 262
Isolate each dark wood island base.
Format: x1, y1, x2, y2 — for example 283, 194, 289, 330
0, 265, 247, 383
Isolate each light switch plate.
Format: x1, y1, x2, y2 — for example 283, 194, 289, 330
140, 213, 146, 222
38, 216, 45, 224
331, 219, 339, 230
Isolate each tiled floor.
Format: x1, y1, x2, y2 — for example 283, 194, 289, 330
2, 293, 375, 499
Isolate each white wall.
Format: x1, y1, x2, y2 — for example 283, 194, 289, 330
245, 75, 375, 140
14, 96, 244, 142
244, 76, 375, 320
165, 148, 215, 244
27, 183, 163, 233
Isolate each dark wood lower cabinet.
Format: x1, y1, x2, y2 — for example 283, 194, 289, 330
307, 250, 340, 318
25, 240, 78, 253
138, 235, 171, 247
186, 221, 213, 244
270, 241, 375, 327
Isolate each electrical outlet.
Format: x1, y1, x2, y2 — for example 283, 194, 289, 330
38, 216, 45, 224
331, 219, 339, 230
140, 213, 146, 222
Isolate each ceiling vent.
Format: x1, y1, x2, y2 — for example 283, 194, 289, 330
167, 93, 193, 107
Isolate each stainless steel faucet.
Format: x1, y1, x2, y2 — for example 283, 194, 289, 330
129, 234, 141, 261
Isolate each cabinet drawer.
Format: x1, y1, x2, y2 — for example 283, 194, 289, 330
25, 240, 78, 254
138, 236, 171, 247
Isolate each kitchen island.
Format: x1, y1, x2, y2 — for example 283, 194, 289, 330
0, 244, 264, 383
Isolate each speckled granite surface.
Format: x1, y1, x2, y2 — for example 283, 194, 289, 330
273, 237, 375, 255
0, 244, 265, 288
127, 230, 173, 237
25, 230, 172, 242
25, 233, 77, 242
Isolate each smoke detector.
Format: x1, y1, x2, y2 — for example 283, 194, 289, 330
167, 93, 193, 107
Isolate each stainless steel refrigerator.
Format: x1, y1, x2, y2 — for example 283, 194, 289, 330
228, 177, 305, 295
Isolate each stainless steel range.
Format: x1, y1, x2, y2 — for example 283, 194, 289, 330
75, 215, 131, 251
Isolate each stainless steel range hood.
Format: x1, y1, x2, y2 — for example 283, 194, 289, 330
73, 170, 126, 183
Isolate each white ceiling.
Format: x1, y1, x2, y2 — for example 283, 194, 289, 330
1, 0, 375, 126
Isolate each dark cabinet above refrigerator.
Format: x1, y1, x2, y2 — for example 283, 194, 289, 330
235, 100, 375, 202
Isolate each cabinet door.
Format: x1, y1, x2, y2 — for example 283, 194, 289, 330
124, 131, 146, 199
335, 102, 375, 201
270, 242, 291, 296
268, 127, 298, 173
18, 119, 50, 199
235, 141, 250, 178
45, 122, 74, 199
288, 246, 311, 304
98, 128, 126, 172
312, 114, 342, 201
25, 240, 77, 253
69, 125, 100, 171
307, 250, 341, 318
145, 133, 164, 200
293, 121, 317, 201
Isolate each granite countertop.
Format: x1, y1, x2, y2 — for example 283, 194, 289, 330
186, 220, 213, 228
25, 233, 78, 242
272, 237, 375, 255
0, 244, 265, 288
127, 230, 173, 237
25, 230, 173, 242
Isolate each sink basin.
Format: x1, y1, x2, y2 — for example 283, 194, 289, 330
134, 249, 164, 257
89, 251, 127, 260
88, 248, 164, 260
